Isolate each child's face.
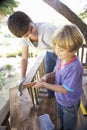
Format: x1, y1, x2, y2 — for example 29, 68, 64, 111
23, 23, 38, 43
54, 46, 74, 60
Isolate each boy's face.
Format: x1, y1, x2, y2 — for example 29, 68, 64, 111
22, 23, 38, 43
54, 45, 74, 60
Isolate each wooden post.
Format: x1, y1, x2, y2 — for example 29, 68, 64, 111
0, 126, 6, 130
9, 87, 41, 130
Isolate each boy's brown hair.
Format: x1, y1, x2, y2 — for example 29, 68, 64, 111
7, 11, 32, 37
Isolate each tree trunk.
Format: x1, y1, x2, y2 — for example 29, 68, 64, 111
43, 0, 87, 44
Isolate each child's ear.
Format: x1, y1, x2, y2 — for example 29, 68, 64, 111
73, 49, 77, 54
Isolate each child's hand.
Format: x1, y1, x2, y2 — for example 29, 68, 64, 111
41, 73, 55, 83
33, 80, 45, 89
41, 75, 48, 82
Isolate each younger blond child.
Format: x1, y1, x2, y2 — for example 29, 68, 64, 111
33, 24, 84, 130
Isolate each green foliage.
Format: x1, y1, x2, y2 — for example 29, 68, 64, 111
5, 64, 12, 71
0, 0, 19, 22
17, 50, 22, 56
0, 71, 5, 89
6, 53, 17, 58
0, 64, 12, 89
79, 9, 87, 20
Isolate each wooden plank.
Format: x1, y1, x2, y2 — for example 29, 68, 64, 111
25, 52, 45, 83
0, 126, 6, 130
9, 87, 41, 130
82, 83, 87, 101
83, 68, 87, 75
24, 52, 45, 106
37, 96, 59, 130
80, 72, 87, 115
78, 108, 87, 128
0, 101, 9, 126
77, 109, 82, 130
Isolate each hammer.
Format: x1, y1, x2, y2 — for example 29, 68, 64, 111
18, 80, 36, 96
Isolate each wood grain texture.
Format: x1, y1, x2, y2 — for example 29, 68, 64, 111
9, 87, 41, 130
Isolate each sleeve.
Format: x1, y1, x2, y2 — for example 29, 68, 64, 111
43, 24, 56, 47
20, 38, 30, 46
62, 66, 83, 92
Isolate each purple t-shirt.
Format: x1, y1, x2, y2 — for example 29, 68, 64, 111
55, 56, 83, 107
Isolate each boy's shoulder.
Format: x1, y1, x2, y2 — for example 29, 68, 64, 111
35, 22, 57, 30
68, 57, 83, 73
73, 57, 82, 67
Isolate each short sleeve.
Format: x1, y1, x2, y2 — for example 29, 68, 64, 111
62, 66, 83, 92
20, 38, 30, 46
42, 24, 57, 47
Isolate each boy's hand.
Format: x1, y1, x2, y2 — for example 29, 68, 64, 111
18, 77, 26, 87
41, 75, 48, 82
41, 73, 55, 83
33, 80, 45, 89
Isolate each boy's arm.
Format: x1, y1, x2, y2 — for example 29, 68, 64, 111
21, 45, 29, 79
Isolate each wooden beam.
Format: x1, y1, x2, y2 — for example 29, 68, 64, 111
0, 101, 9, 126
9, 87, 41, 130
0, 126, 6, 130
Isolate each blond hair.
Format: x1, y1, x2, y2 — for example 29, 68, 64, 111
52, 24, 84, 52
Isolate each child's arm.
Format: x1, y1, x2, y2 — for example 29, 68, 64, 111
33, 80, 68, 93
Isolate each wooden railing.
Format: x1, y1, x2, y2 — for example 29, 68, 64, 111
77, 44, 87, 66
25, 52, 45, 107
